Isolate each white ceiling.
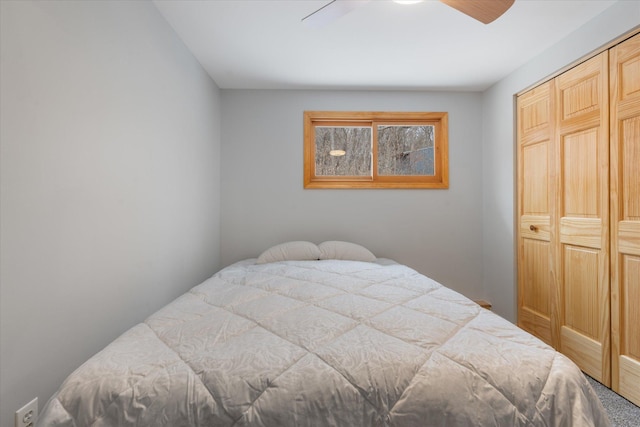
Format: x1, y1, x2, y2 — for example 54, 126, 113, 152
153, 0, 617, 91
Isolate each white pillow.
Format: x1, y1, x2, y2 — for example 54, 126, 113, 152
256, 241, 321, 264
318, 241, 376, 262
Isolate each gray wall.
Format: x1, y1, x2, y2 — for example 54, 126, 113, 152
0, 2, 221, 426
481, 1, 640, 321
220, 90, 484, 299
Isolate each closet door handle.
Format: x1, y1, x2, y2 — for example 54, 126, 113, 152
529, 225, 538, 232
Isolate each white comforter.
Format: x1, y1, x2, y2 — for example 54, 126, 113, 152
38, 259, 610, 426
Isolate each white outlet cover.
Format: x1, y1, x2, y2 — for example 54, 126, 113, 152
15, 397, 38, 427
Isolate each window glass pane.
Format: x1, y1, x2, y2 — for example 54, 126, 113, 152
315, 127, 372, 176
377, 125, 435, 176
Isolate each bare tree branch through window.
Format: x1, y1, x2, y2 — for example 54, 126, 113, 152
304, 111, 448, 189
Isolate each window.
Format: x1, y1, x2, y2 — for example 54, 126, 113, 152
304, 111, 448, 189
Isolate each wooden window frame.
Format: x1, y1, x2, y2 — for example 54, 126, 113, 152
304, 111, 448, 189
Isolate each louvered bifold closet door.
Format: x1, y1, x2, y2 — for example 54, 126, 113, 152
554, 51, 611, 386
610, 32, 640, 406
517, 81, 556, 347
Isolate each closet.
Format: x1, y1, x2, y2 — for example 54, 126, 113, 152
517, 32, 640, 406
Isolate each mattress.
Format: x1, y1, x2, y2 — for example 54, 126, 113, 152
38, 258, 610, 426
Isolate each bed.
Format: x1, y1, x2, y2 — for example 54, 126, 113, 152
38, 241, 610, 426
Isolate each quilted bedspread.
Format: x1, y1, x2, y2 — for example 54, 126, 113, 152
38, 259, 610, 426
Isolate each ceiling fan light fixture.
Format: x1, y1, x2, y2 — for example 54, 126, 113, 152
303, 0, 514, 28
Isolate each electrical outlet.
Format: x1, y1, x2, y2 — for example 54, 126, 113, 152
15, 398, 37, 427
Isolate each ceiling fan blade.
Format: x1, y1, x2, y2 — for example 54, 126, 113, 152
440, 0, 515, 24
302, 0, 370, 28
